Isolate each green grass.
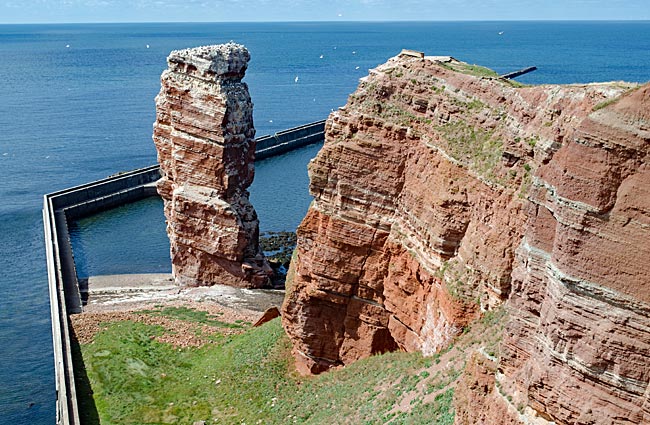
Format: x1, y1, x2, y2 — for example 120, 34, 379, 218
138, 306, 246, 329
592, 97, 618, 111
78, 316, 464, 424
80, 319, 289, 424
434, 259, 482, 305
518, 164, 533, 199
526, 137, 538, 148
77, 300, 509, 424
437, 60, 529, 88
376, 103, 422, 127
438, 62, 500, 79
435, 120, 504, 185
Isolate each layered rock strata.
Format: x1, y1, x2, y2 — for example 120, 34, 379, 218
499, 83, 650, 424
282, 52, 649, 423
153, 43, 271, 288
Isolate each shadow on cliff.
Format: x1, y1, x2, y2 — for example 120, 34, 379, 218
69, 322, 100, 424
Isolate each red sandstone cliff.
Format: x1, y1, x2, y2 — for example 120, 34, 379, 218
153, 43, 271, 288
282, 52, 649, 423
500, 80, 650, 425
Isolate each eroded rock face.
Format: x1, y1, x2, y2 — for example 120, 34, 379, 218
153, 43, 271, 288
500, 84, 650, 424
281, 52, 650, 422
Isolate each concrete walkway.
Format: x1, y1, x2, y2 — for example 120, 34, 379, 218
83, 273, 286, 314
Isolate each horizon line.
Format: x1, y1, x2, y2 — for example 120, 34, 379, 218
2, 18, 650, 25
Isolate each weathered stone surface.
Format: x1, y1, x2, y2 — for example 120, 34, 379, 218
153, 43, 272, 288
454, 353, 521, 425
253, 306, 281, 327
500, 84, 650, 424
282, 52, 650, 422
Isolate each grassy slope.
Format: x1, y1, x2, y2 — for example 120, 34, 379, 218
78, 306, 505, 424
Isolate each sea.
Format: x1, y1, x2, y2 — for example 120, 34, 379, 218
0, 21, 648, 424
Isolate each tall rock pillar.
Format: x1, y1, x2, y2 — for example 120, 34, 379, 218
153, 43, 271, 288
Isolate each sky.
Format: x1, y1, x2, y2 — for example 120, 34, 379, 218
1, 0, 649, 24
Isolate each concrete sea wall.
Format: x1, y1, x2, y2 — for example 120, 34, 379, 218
256, 120, 325, 159
43, 166, 162, 425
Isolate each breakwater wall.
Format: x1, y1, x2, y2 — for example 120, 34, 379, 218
43, 165, 161, 425
43, 119, 325, 424
256, 120, 325, 160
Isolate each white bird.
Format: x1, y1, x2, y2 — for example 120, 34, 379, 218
65, 44, 70, 48
352, 51, 356, 54
498, 31, 504, 35
355, 66, 360, 70
146, 44, 150, 48
269, 120, 273, 123
294, 76, 299, 83
319, 54, 324, 59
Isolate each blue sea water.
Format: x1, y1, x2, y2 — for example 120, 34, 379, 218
0, 21, 648, 424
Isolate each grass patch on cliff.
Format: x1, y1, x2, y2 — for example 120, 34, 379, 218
438, 61, 500, 79
375, 102, 423, 127
77, 311, 487, 424
592, 97, 618, 111
435, 120, 504, 185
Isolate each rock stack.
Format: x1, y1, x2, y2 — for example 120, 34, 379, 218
153, 43, 271, 288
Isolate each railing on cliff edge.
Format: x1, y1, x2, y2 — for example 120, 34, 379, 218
43, 119, 325, 425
